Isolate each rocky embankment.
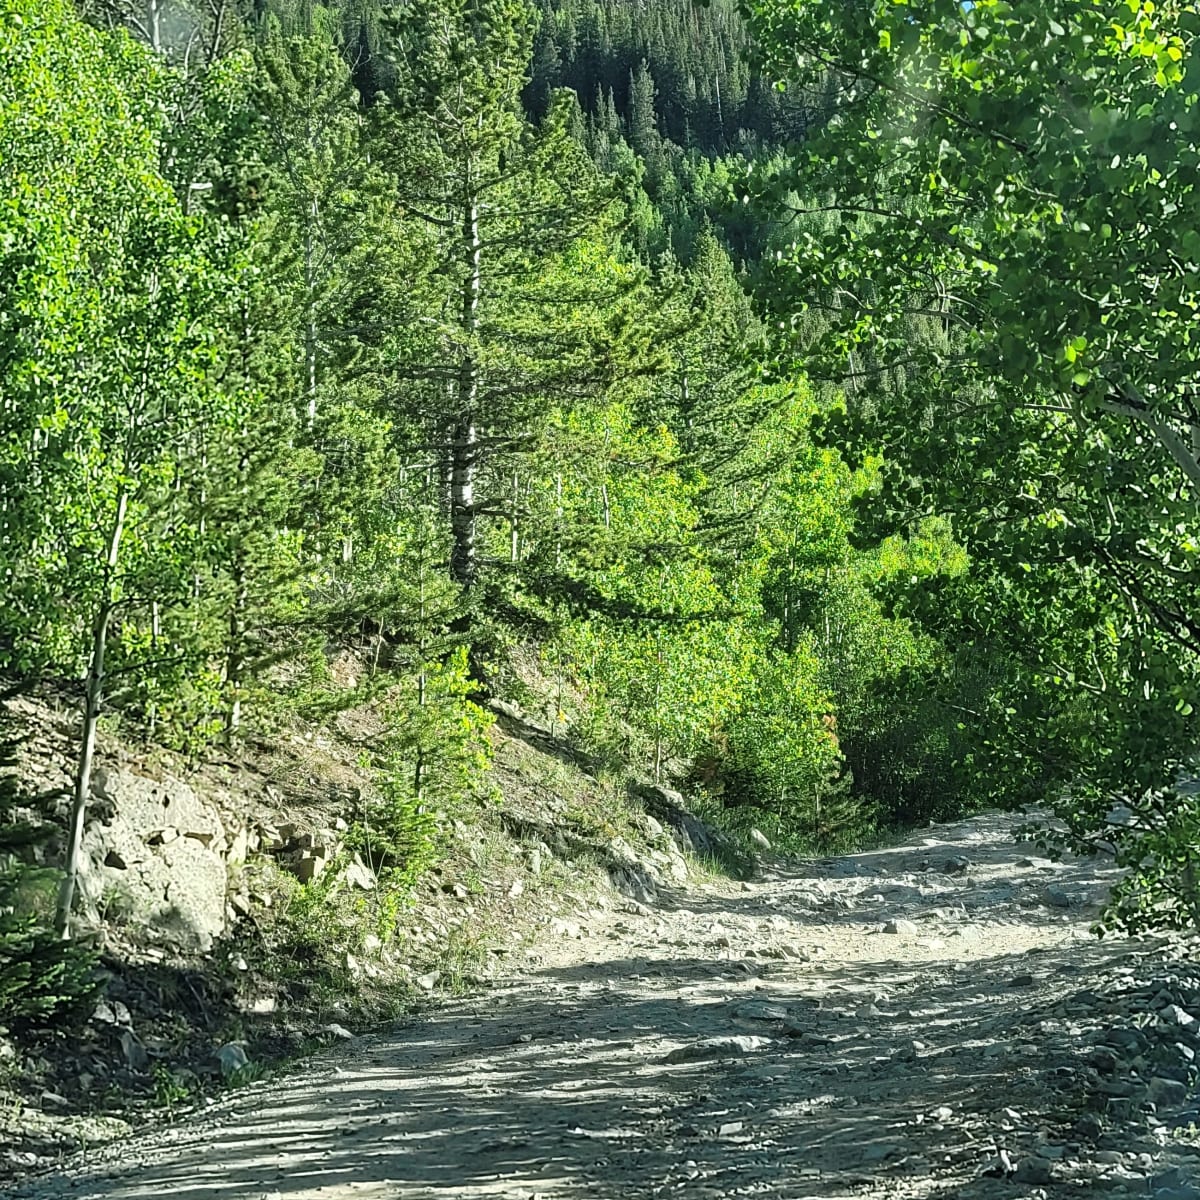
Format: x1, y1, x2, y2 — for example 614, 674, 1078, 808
6, 811, 1200, 1200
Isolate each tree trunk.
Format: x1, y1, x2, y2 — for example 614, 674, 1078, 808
510, 469, 520, 564
653, 629, 664, 783
304, 199, 318, 428
56, 489, 128, 938
225, 555, 247, 742
450, 183, 482, 590
147, 0, 162, 54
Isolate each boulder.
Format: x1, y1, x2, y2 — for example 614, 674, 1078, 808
663, 1035, 772, 1064
636, 784, 738, 863
120, 1031, 149, 1072
735, 1002, 789, 1022
77, 767, 233, 951
293, 855, 327, 883
215, 1044, 249, 1078
608, 862, 658, 905
1042, 883, 1077, 908
341, 855, 376, 891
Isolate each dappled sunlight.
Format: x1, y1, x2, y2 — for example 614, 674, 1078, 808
8, 811, 1185, 1200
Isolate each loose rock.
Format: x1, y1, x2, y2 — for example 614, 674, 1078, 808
215, 1044, 249, 1078
663, 1036, 772, 1064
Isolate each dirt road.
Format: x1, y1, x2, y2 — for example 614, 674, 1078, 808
7, 812, 1200, 1200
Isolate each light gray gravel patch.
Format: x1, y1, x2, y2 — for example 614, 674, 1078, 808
4, 811, 1200, 1200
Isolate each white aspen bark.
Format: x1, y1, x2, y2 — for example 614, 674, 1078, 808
56, 490, 128, 937
193, 441, 207, 600
1098, 389, 1200, 491
511, 469, 520, 564
226, 302, 253, 741
414, 553, 428, 802
450, 177, 482, 590
225, 557, 247, 741
653, 629, 664, 784
148, 0, 162, 54
305, 199, 319, 428
147, 599, 161, 739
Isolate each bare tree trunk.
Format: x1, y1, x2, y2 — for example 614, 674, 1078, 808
226, 301, 253, 741
148, 0, 162, 54
56, 490, 128, 938
450, 181, 482, 590
601, 424, 612, 529
653, 629, 664, 784
225, 556, 247, 742
304, 200, 319, 428
147, 599, 160, 739
510, 469, 520, 564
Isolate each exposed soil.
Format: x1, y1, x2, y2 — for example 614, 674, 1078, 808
6, 811, 1200, 1200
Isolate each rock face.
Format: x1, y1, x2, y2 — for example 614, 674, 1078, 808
605, 830, 692, 902
77, 767, 246, 952
636, 784, 742, 866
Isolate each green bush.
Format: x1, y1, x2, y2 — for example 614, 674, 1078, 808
352, 648, 495, 897
717, 646, 859, 851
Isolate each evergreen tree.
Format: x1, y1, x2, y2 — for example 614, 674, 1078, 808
250, 5, 366, 430
627, 59, 662, 189
379, 0, 637, 610
524, 0, 561, 118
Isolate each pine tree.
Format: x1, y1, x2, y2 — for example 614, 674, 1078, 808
251, 5, 367, 430
379, 0, 632, 608
628, 59, 662, 189
524, 0, 561, 119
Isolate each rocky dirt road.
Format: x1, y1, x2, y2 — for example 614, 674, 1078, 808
7, 811, 1200, 1200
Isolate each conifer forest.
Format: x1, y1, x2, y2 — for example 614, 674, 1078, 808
7, 5, 1200, 1179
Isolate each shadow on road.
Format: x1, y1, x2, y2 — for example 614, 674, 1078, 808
2, 813, 1146, 1200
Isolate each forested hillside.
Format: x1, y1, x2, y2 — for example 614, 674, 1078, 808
5, 0, 1200, 1055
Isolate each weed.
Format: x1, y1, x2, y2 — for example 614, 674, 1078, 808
434, 925, 491, 994
151, 1064, 196, 1110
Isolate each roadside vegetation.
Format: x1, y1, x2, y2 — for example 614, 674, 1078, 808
4, 0, 1200, 1057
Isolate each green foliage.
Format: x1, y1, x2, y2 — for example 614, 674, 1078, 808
354, 648, 496, 897
529, 0, 802, 153
742, 0, 1200, 927
719, 647, 852, 851
0, 0, 1023, 953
